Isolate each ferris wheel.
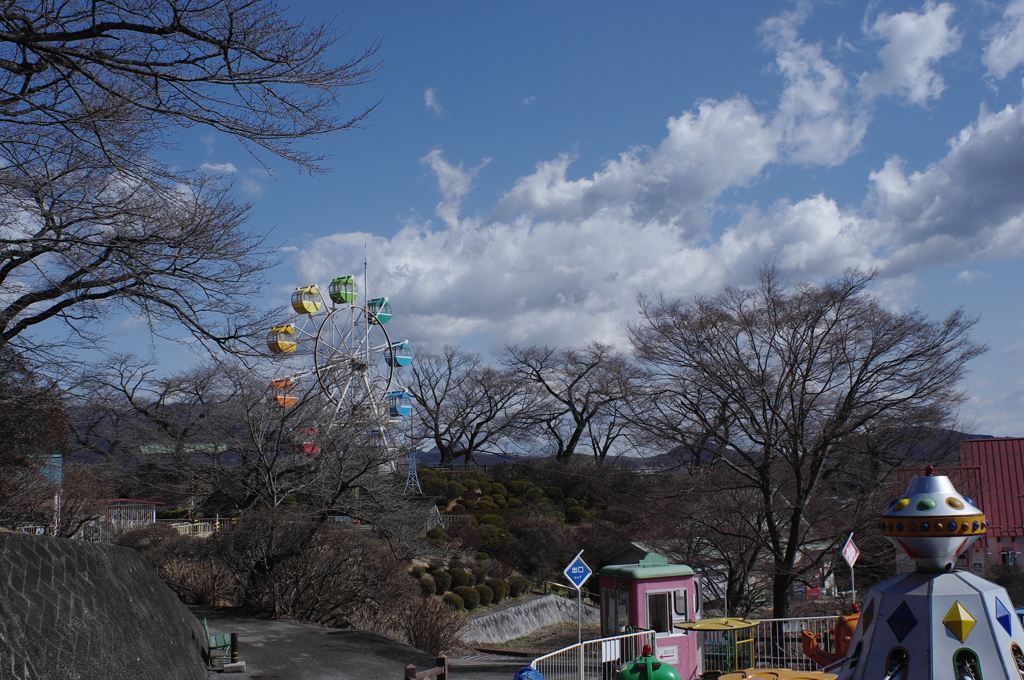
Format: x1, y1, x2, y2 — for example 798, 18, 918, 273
266, 275, 413, 422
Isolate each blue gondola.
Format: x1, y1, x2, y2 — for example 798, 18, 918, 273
386, 341, 412, 368
367, 297, 392, 324
387, 390, 413, 418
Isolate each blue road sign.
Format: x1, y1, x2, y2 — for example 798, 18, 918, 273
563, 551, 592, 590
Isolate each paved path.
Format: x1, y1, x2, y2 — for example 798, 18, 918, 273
197, 607, 530, 680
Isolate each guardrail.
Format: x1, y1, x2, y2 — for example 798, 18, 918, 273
751, 616, 836, 672
529, 616, 838, 679
530, 630, 655, 680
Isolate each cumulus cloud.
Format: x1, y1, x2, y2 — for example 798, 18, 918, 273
494, 97, 779, 231
420, 149, 490, 230
291, 5, 1024, 358
983, 0, 1024, 79
762, 6, 869, 165
200, 162, 237, 174
424, 88, 443, 116
859, 1, 962, 105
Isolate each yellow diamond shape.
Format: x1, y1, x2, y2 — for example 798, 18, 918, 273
943, 601, 976, 642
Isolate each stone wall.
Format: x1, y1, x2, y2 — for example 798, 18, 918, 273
0, 532, 207, 680
462, 594, 599, 644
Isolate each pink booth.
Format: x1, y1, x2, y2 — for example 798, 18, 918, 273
598, 552, 702, 678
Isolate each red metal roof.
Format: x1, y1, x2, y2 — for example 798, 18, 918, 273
960, 438, 1024, 538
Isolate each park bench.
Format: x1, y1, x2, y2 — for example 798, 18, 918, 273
203, 618, 234, 669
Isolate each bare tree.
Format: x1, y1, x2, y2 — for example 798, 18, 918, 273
628, 267, 985, 617
407, 346, 530, 467
0, 0, 379, 360
0, 348, 66, 528
75, 357, 402, 517
503, 342, 641, 463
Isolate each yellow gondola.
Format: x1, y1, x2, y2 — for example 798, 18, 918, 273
267, 325, 298, 354
291, 285, 323, 315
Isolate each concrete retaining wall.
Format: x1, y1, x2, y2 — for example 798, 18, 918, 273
463, 594, 599, 644
0, 532, 207, 680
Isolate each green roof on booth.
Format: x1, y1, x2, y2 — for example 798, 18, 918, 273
598, 552, 694, 579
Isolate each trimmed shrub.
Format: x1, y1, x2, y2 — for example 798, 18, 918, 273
432, 569, 452, 593
449, 557, 465, 569
442, 593, 465, 610
478, 514, 503, 526
545, 486, 565, 502
490, 483, 508, 497
478, 481, 493, 495
505, 480, 528, 497
474, 584, 494, 607
452, 503, 467, 512
525, 487, 543, 502
411, 565, 427, 578
493, 496, 509, 509
453, 585, 480, 610
508, 575, 531, 598
508, 498, 524, 509
419, 576, 436, 597
462, 478, 481, 492
486, 578, 509, 603
449, 567, 473, 588
445, 481, 466, 500
426, 527, 448, 544
565, 506, 588, 524
472, 565, 488, 585
475, 551, 490, 561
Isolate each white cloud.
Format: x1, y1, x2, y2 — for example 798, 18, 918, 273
522, 96, 537, 106
200, 162, 237, 174
983, 0, 1024, 79
859, 1, 962, 105
424, 88, 443, 116
955, 270, 989, 283
420, 149, 490, 230
762, 6, 869, 165
494, 97, 779, 230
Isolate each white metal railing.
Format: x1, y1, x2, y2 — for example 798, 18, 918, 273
751, 616, 836, 672
529, 616, 838, 679
531, 630, 656, 680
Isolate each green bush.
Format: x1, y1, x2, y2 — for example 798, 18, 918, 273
426, 527, 448, 544
545, 486, 565, 502
472, 565, 488, 585
478, 514, 503, 525
475, 551, 490, 561
432, 569, 452, 593
486, 578, 509, 603
452, 503, 467, 512
449, 557, 465, 569
421, 477, 449, 497
508, 498, 524, 509
493, 496, 509, 509
476, 499, 499, 511
419, 576, 436, 597
474, 584, 494, 607
490, 483, 508, 497
462, 478, 481, 492
508, 575, 531, 598
505, 480, 528, 497
442, 592, 465, 610
563, 497, 579, 507
449, 567, 473, 588
478, 481, 493, 495
411, 565, 427, 578
454, 585, 480, 610
565, 506, 588, 524
445, 480, 466, 499
525, 487, 543, 502
462, 499, 478, 511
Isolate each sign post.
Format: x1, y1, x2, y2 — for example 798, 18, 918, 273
842, 533, 860, 606
563, 550, 593, 646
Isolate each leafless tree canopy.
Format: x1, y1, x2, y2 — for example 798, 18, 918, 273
0, 0, 379, 168
0, 0, 379, 360
503, 342, 641, 463
628, 267, 986, 616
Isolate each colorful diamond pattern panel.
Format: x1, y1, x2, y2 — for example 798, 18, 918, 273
943, 601, 976, 643
997, 597, 1013, 635
887, 601, 918, 643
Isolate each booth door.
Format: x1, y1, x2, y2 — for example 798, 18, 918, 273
602, 587, 630, 636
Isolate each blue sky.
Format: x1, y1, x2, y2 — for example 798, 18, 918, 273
143, 0, 1024, 436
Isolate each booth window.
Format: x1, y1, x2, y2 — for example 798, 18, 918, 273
647, 592, 672, 634
674, 589, 688, 620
